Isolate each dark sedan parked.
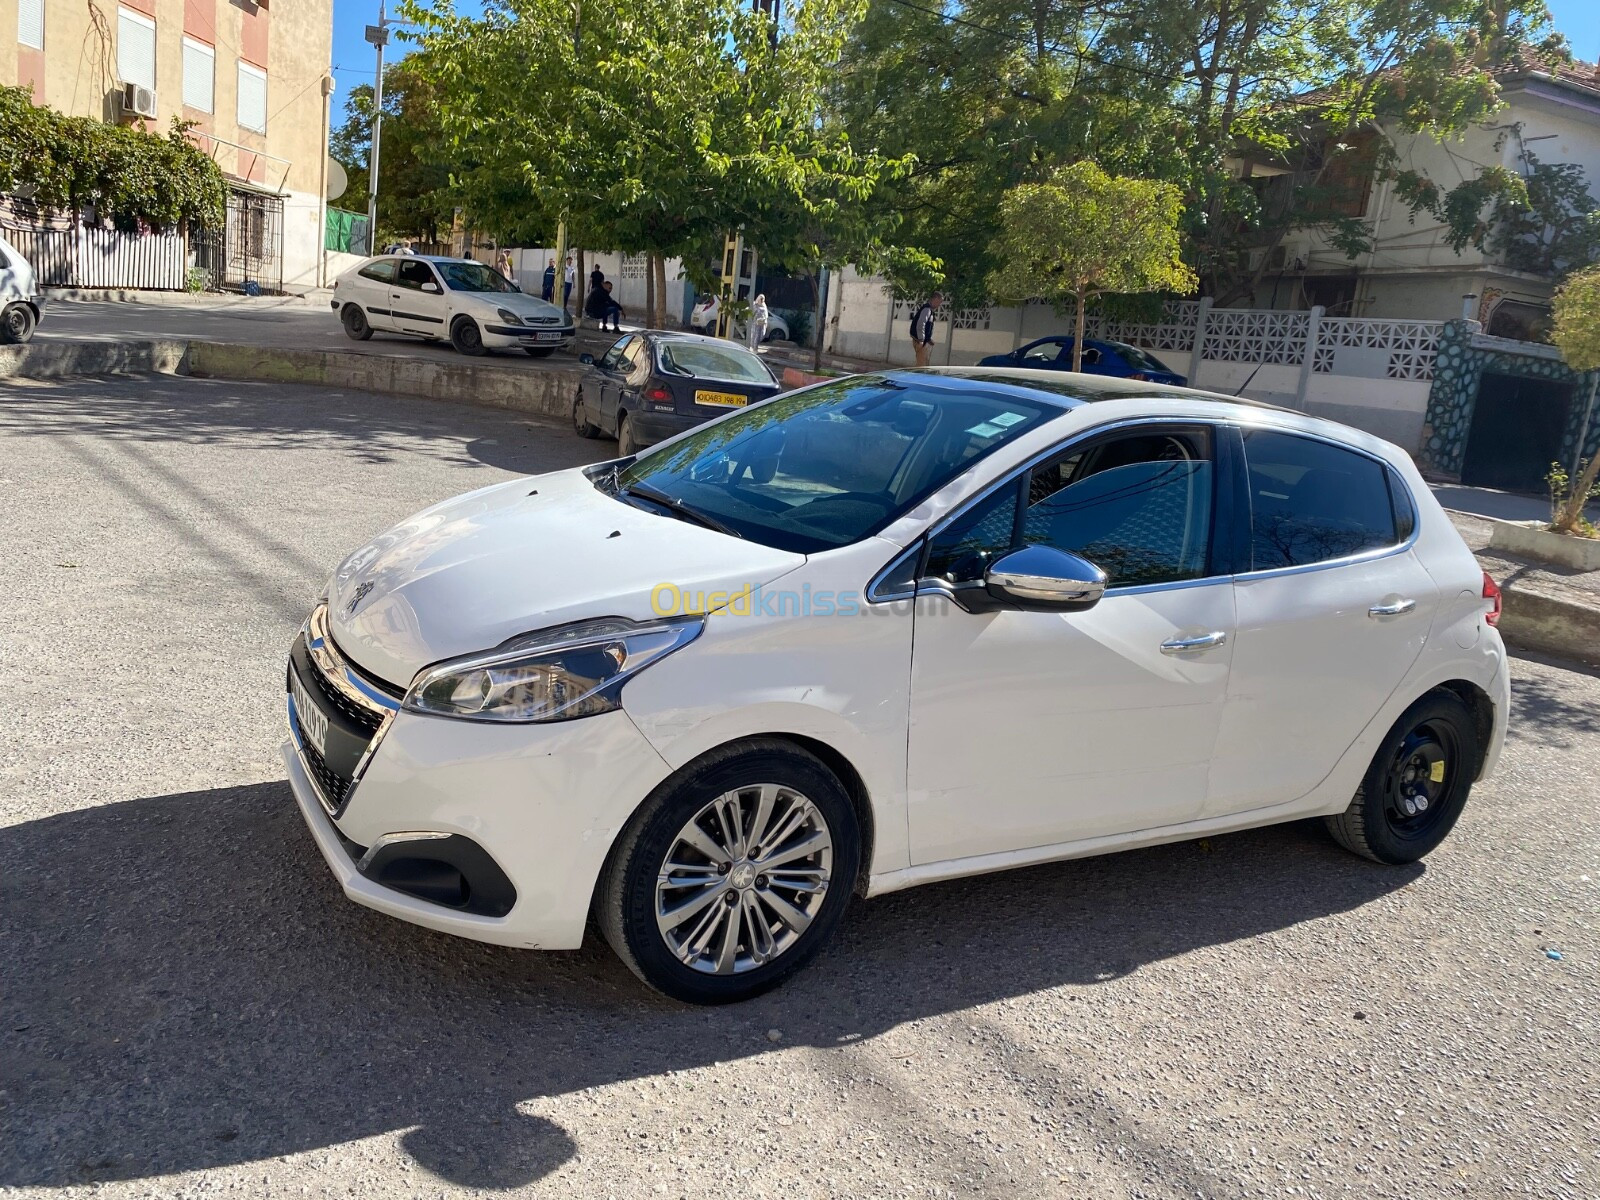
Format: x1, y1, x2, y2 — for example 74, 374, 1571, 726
573, 330, 782, 455
978, 335, 1187, 385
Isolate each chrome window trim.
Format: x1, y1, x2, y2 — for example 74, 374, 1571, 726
1232, 425, 1421, 581
868, 415, 1227, 605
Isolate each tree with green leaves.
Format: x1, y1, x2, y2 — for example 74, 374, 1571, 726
329, 57, 456, 246
1550, 266, 1600, 534
987, 161, 1197, 370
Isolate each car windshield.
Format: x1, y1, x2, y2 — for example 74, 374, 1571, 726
439, 261, 516, 293
610, 377, 1062, 553
658, 342, 773, 384
1112, 342, 1169, 372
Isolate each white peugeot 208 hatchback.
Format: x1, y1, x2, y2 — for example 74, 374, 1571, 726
284, 369, 1509, 1004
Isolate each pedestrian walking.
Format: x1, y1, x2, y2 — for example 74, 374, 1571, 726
563, 257, 576, 308
541, 259, 557, 302
747, 294, 769, 351
910, 293, 941, 367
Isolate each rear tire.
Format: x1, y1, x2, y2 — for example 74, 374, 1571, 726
1, 303, 36, 344
572, 389, 601, 439
1325, 690, 1478, 864
617, 412, 642, 457
598, 740, 861, 1004
450, 316, 487, 356
340, 304, 372, 341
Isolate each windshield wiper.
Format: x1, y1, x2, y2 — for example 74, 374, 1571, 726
621, 481, 743, 538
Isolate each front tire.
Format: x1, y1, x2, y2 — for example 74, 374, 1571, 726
340, 304, 372, 341
598, 741, 861, 1004
1, 303, 36, 344
1325, 690, 1479, 864
450, 316, 487, 356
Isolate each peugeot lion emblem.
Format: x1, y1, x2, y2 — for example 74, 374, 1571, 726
346, 581, 375, 615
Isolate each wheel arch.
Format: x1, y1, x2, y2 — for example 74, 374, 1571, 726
1431, 679, 1495, 780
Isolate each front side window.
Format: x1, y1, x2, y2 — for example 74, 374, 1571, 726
395, 259, 437, 291
923, 428, 1215, 588
612, 378, 1061, 553
1244, 429, 1399, 570
237, 60, 267, 133
1018, 339, 1065, 365
599, 335, 635, 372
358, 259, 397, 284
438, 261, 515, 293
117, 8, 156, 92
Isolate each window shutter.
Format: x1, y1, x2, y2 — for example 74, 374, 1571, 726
18, 0, 44, 50
182, 38, 215, 113
237, 61, 268, 133
116, 8, 157, 92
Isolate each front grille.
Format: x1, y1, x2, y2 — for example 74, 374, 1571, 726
300, 735, 352, 810
305, 649, 388, 737
529, 316, 560, 325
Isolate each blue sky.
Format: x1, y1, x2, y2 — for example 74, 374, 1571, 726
329, 0, 1600, 113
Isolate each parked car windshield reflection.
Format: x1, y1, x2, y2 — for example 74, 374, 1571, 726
440, 262, 516, 293
658, 342, 774, 384
610, 377, 1062, 553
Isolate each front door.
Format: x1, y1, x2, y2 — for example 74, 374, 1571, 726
592, 334, 639, 434
907, 424, 1235, 864
1461, 373, 1575, 492
1205, 427, 1439, 816
390, 258, 448, 337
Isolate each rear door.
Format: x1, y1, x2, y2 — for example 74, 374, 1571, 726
350, 259, 398, 330
1204, 427, 1439, 817
390, 258, 448, 337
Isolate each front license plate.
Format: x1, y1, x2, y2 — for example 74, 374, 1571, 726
695, 390, 748, 408
290, 670, 329, 758
533, 331, 564, 342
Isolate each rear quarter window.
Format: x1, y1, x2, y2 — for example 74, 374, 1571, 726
1243, 429, 1399, 570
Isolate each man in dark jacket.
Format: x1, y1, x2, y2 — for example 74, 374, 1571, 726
910, 293, 942, 367
541, 259, 557, 301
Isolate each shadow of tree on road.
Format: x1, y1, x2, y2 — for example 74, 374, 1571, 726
1507, 650, 1600, 750
0, 784, 1417, 1190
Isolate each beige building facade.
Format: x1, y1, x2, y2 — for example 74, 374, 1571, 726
1, 0, 333, 291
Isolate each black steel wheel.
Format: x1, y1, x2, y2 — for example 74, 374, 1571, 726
450, 316, 487, 356
340, 304, 372, 341
1326, 690, 1479, 864
2, 302, 38, 344
572, 389, 601, 438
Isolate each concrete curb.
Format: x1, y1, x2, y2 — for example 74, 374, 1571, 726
1498, 578, 1600, 666
185, 341, 581, 423
1, 337, 191, 379
44, 288, 332, 309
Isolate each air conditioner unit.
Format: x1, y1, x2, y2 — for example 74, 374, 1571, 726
122, 82, 157, 119
1267, 245, 1289, 271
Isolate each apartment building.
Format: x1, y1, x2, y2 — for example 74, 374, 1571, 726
0, 0, 334, 291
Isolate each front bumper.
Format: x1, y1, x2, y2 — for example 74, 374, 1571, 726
285, 652, 676, 949
482, 323, 575, 351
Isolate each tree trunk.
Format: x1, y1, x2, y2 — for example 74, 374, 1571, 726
654, 253, 668, 328
1556, 443, 1600, 532
575, 249, 586, 324
810, 269, 824, 372
645, 256, 656, 332
1072, 291, 1086, 372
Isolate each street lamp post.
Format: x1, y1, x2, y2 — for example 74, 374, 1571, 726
364, 6, 391, 256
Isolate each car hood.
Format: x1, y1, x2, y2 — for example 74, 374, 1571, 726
459, 290, 570, 325
327, 469, 805, 686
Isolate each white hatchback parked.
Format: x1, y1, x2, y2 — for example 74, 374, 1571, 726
284, 369, 1508, 1003
332, 254, 575, 356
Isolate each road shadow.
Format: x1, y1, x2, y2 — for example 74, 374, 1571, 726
0, 374, 600, 478
0, 783, 1417, 1189
1507, 649, 1600, 749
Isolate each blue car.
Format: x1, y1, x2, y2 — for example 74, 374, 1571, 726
978, 335, 1187, 385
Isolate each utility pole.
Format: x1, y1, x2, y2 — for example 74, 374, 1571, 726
363, 4, 391, 255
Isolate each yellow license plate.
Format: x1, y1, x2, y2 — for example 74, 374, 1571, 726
695, 390, 748, 408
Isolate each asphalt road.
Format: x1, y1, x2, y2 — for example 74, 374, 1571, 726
1, 374, 1597, 1199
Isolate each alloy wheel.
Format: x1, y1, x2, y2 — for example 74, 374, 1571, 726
654, 783, 834, 976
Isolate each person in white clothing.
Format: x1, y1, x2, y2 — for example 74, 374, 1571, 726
747, 294, 769, 351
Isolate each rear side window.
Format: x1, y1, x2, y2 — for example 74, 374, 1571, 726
358, 260, 396, 284
1243, 430, 1399, 570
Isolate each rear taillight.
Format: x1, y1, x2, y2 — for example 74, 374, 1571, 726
1482, 571, 1502, 627
647, 386, 671, 402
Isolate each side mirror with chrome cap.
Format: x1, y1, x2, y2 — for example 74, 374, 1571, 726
982, 545, 1107, 612
579, 353, 595, 365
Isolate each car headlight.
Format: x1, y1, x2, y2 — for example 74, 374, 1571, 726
403, 616, 703, 723
496, 308, 525, 325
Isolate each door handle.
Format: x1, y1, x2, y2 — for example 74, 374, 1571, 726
1160, 631, 1228, 655
1368, 598, 1417, 617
